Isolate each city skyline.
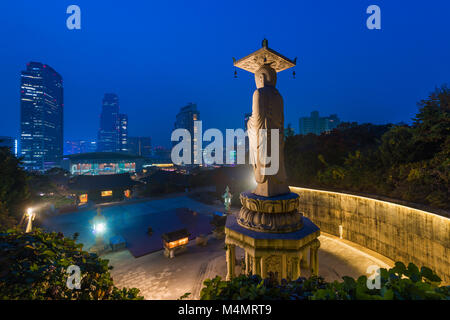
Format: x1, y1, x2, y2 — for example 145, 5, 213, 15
299, 111, 341, 135
1, 1, 449, 148
0, 1, 448, 304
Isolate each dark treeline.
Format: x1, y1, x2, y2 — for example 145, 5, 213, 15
285, 85, 449, 210
0, 147, 29, 228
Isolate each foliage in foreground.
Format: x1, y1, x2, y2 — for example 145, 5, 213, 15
0, 146, 30, 229
200, 262, 450, 300
0, 229, 143, 300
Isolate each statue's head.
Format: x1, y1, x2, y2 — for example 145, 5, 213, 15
255, 64, 277, 88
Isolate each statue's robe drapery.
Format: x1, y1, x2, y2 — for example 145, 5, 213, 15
248, 86, 290, 197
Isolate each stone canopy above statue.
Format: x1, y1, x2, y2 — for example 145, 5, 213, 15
233, 39, 296, 73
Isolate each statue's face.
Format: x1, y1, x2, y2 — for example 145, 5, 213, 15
255, 65, 277, 88
255, 72, 265, 88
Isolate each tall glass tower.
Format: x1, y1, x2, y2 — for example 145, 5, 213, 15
97, 93, 128, 153
174, 103, 200, 165
118, 113, 128, 153
20, 62, 63, 171
97, 93, 119, 152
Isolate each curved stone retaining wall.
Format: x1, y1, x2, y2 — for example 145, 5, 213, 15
290, 187, 450, 283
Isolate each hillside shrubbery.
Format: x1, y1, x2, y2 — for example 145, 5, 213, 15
285, 86, 450, 209
0, 229, 143, 300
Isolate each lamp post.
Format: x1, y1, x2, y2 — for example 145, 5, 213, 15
25, 208, 35, 233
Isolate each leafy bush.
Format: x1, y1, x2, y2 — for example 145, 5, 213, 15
200, 262, 449, 300
0, 147, 30, 229
0, 229, 143, 300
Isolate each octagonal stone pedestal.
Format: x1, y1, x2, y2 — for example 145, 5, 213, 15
225, 212, 320, 282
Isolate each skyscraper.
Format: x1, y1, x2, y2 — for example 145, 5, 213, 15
20, 62, 63, 171
97, 93, 119, 152
64, 139, 97, 155
174, 103, 200, 164
97, 93, 128, 153
128, 136, 152, 157
118, 113, 128, 153
299, 111, 340, 135
0, 136, 17, 156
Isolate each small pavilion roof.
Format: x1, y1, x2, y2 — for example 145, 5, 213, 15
162, 228, 190, 242
68, 173, 138, 191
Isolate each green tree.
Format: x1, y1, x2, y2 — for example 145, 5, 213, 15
284, 123, 295, 140
0, 147, 30, 229
379, 86, 450, 207
413, 85, 450, 159
379, 126, 416, 167
0, 229, 143, 300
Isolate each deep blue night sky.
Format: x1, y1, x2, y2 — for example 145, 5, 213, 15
1, 0, 449, 147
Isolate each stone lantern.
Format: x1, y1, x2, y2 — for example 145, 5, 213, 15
89, 207, 108, 254
222, 186, 232, 212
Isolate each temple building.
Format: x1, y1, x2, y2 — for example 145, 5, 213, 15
162, 228, 190, 258
68, 173, 138, 205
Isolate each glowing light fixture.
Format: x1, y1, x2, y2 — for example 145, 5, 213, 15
92, 208, 107, 236
25, 207, 35, 233
93, 222, 106, 235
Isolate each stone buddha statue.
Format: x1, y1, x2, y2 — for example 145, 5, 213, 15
225, 43, 320, 284
247, 64, 290, 197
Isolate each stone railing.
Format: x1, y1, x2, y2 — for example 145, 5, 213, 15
290, 187, 450, 284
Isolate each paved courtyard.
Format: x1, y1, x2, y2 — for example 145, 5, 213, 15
104, 232, 394, 300
43, 194, 394, 300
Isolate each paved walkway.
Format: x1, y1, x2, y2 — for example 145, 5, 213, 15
310, 233, 393, 281
43, 193, 394, 299
105, 233, 394, 300
104, 236, 229, 300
